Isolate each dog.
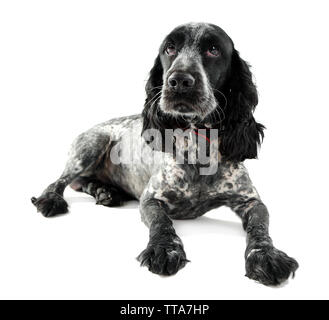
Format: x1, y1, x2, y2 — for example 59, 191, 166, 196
31, 22, 298, 286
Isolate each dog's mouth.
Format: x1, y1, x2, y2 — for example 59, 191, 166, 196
160, 89, 204, 115
160, 100, 200, 117
173, 102, 194, 114
160, 95, 215, 119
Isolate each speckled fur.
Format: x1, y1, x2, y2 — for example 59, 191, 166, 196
31, 23, 298, 285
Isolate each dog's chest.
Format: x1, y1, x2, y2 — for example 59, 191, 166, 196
149, 163, 229, 219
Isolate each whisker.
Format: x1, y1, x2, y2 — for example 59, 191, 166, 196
216, 103, 225, 122
212, 88, 228, 110
146, 85, 163, 93
144, 91, 162, 107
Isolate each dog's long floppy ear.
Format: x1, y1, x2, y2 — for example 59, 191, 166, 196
220, 49, 265, 162
142, 55, 164, 134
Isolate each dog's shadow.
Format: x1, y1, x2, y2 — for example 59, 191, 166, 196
67, 196, 95, 204
67, 196, 139, 209
67, 196, 244, 237
173, 216, 244, 238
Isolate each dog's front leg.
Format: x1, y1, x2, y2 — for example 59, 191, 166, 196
233, 199, 299, 286
137, 197, 189, 276
221, 163, 299, 285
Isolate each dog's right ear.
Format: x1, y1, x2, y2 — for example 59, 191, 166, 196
142, 55, 164, 133
145, 55, 163, 98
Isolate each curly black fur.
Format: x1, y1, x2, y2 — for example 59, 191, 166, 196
219, 49, 265, 161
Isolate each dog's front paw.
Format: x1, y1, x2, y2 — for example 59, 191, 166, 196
31, 192, 68, 217
137, 239, 189, 276
245, 246, 299, 286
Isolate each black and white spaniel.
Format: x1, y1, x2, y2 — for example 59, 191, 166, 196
32, 22, 298, 286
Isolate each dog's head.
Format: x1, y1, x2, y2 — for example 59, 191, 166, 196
142, 22, 264, 162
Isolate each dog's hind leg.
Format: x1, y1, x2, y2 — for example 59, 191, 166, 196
70, 177, 134, 207
31, 127, 111, 217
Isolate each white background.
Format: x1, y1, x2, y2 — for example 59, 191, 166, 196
0, 0, 328, 300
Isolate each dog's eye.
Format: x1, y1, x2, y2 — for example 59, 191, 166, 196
165, 44, 176, 56
206, 46, 220, 57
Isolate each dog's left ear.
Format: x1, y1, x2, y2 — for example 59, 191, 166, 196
142, 55, 164, 134
220, 49, 265, 162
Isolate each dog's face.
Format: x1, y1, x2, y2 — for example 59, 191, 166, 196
158, 23, 233, 118
143, 22, 265, 162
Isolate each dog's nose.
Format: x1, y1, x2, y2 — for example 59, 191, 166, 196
168, 72, 195, 93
